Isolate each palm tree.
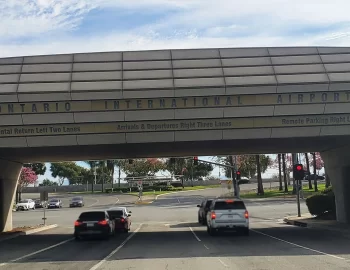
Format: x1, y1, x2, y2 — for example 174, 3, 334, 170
256, 155, 264, 195
282, 154, 288, 193
278, 154, 283, 191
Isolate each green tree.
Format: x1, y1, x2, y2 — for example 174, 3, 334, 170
122, 158, 166, 177
39, 179, 58, 186
50, 162, 86, 185
165, 158, 214, 180
23, 163, 46, 175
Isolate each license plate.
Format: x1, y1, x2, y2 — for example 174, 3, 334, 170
87, 223, 94, 227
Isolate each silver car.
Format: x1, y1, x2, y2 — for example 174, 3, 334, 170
206, 198, 249, 236
69, 196, 84, 208
47, 199, 63, 209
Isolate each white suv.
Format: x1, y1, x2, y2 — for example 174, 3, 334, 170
206, 198, 249, 236
16, 199, 35, 211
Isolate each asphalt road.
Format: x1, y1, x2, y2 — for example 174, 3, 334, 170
1, 188, 349, 269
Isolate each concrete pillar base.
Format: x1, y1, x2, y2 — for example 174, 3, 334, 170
321, 145, 350, 224
0, 159, 22, 232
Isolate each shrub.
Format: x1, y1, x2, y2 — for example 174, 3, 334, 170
321, 186, 334, 196
306, 193, 336, 216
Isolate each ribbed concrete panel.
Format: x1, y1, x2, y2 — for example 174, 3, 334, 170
27, 135, 78, 147
174, 77, 224, 88
0, 137, 27, 147
173, 59, 221, 69
71, 81, 121, 91
271, 127, 321, 138
328, 73, 350, 82
73, 62, 121, 71
221, 57, 271, 67
329, 83, 350, 91
0, 115, 23, 125
175, 130, 223, 141
175, 87, 225, 97
0, 84, 17, 93
126, 132, 174, 143
223, 128, 271, 139
320, 126, 350, 136
173, 68, 223, 78
0, 65, 22, 74
271, 55, 322, 65
276, 74, 329, 84
22, 64, 71, 73
175, 108, 223, 119
71, 91, 122, 100
22, 113, 74, 125
0, 74, 19, 83
123, 70, 172, 80
220, 48, 269, 58
72, 71, 121, 81
274, 64, 325, 74
224, 106, 274, 117
223, 66, 274, 76
77, 134, 126, 145
20, 73, 70, 83
0, 95, 17, 102
324, 63, 350, 73
18, 93, 71, 102
274, 104, 325, 116
24, 54, 73, 64
226, 75, 277, 86
74, 111, 124, 123
324, 103, 350, 114
124, 50, 171, 61
321, 54, 350, 63
123, 61, 172, 70
269, 47, 318, 56
0, 57, 22, 64
226, 86, 277, 95
18, 83, 70, 92
172, 49, 219, 59
277, 84, 329, 93
123, 89, 174, 99
74, 52, 122, 62
125, 110, 174, 121
318, 47, 350, 54
124, 79, 173, 89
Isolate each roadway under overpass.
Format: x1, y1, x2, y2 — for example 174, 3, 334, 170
1, 46, 350, 232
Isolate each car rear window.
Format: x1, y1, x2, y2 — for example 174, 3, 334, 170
79, 212, 106, 221
107, 210, 124, 218
214, 200, 246, 210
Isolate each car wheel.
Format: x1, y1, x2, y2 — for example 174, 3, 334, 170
124, 228, 129, 233
201, 218, 206, 225
207, 226, 216, 236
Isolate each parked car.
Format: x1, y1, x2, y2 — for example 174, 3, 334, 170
47, 199, 63, 209
69, 196, 84, 208
197, 198, 213, 225
34, 199, 46, 208
206, 198, 249, 236
305, 174, 325, 181
106, 207, 131, 233
74, 211, 115, 240
16, 199, 35, 211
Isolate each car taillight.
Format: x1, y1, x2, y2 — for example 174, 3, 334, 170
74, 220, 82, 226
244, 210, 249, 219
211, 211, 216, 219
120, 218, 125, 223
98, 220, 108, 225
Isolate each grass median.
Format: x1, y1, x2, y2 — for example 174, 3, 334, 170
129, 185, 220, 196
240, 183, 327, 199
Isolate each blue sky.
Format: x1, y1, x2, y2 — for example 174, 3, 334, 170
0, 1, 332, 183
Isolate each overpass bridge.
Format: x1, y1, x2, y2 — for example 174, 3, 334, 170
1, 46, 350, 231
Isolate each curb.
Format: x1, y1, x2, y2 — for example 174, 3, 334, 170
135, 200, 154, 205
155, 187, 217, 200
0, 224, 58, 242
283, 218, 308, 227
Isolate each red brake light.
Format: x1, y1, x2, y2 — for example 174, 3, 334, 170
225, 199, 234, 203
120, 218, 125, 223
211, 211, 216, 219
244, 210, 249, 219
74, 220, 82, 226
98, 220, 108, 225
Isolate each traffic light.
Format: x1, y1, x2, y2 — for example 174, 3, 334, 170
293, 164, 305, 180
236, 170, 241, 180
193, 156, 198, 165
128, 159, 134, 165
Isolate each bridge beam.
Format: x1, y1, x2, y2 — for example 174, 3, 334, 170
0, 159, 22, 232
321, 145, 350, 223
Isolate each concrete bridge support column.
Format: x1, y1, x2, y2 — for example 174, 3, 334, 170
0, 159, 22, 232
321, 145, 350, 223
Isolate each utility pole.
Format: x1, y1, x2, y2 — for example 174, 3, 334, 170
229, 156, 238, 197
292, 153, 301, 217
92, 165, 96, 194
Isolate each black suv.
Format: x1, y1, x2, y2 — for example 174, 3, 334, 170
197, 198, 213, 225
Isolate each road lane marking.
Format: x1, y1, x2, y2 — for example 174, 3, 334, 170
0, 238, 73, 267
89, 223, 143, 270
217, 258, 229, 267
115, 197, 120, 204
177, 197, 181, 203
87, 198, 100, 207
155, 188, 217, 200
251, 229, 348, 261
189, 227, 201, 242
204, 244, 210, 249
